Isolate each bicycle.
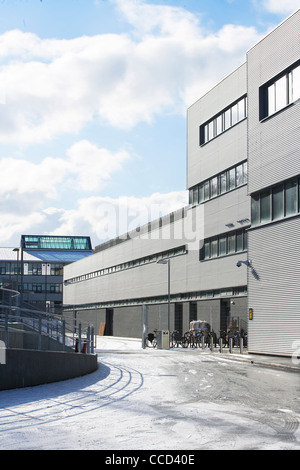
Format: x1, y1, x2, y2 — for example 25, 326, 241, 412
170, 330, 182, 348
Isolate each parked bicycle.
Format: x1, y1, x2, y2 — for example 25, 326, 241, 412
170, 330, 182, 348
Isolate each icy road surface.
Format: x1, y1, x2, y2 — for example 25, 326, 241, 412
0, 337, 299, 450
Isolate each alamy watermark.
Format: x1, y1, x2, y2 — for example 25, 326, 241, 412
93, 200, 205, 252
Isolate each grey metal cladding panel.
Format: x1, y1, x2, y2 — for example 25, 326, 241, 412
247, 10, 300, 194
202, 185, 250, 239
188, 120, 247, 189
248, 217, 300, 355
187, 64, 247, 188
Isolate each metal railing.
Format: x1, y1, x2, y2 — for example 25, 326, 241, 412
0, 288, 95, 354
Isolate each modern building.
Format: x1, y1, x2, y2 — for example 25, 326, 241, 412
247, 11, 300, 356
63, 10, 300, 356
0, 235, 93, 314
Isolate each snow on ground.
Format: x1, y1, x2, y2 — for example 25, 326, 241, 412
0, 336, 299, 450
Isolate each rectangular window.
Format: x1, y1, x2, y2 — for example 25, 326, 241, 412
216, 115, 223, 136
285, 180, 298, 216
211, 238, 218, 258
272, 184, 284, 220
204, 241, 210, 259
192, 186, 198, 205
236, 164, 244, 187
228, 168, 236, 191
200, 96, 247, 144
199, 183, 204, 203
251, 194, 260, 226
224, 108, 231, 130
291, 65, 300, 101
236, 230, 244, 252
219, 172, 227, 194
261, 62, 300, 119
203, 181, 210, 200
210, 177, 218, 198
260, 190, 271, 223
219, 235, 227, 256
228, 233, 236, 253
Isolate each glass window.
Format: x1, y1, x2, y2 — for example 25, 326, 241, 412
210, 177, 218, 198
203, 181, 210, 200
243, 162, 248, 184
216, 115, 223, 136
285, 180, 298, 216
219, 172, 227, 194
192, 187, 198, 205
208, 121, 214, 141
236, 230, 244, 252
228, 168, 236, 190
290, 65, 300, 102
211, 238, 218, 258
198, 184, 204, 203
236, 164, 244, 187
224, 109, 231, 130
231, 103, 238, 126
238, 98, 246, 120
251, 194, 260, 226
275, 75, 287, 111
219, 235, 227, 256
204, 124, 209, 143
260, 190, 271, 223
204, 241, 210, 259
268, 83, 276, 116
228, 233, 236, 253
272, 184, 284, 220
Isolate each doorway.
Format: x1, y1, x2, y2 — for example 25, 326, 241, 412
220, 299, 230, 331
105, 308, 114, 336
174, 303, 183, 336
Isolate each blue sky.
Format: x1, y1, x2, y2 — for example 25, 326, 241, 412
0, 0, 298, 248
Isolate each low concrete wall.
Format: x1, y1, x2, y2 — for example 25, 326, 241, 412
0, 349, 98, 391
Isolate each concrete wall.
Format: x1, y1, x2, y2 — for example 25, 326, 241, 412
0, 348, 98, 391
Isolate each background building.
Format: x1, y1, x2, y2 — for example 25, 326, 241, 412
0, 235, 93, 314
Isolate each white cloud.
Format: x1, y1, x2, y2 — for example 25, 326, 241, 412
261, 0, 300, 14
66, 140, 131, 192
0, 140, 130, 199
0, 212, 46, 243
0, 1, 263, 144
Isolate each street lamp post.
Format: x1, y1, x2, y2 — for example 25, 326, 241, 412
157, 258, 170, 332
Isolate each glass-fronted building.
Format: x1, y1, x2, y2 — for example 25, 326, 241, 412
0, 235, 93, 314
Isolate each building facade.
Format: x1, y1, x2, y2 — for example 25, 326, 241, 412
247, 11, 300, 356
0, 235, 93, 314
63, 10, 300, 355
63, 65, 250, 338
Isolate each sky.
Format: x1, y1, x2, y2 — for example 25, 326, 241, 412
0, 0, 299, 249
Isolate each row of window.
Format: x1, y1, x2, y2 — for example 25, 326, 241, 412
66, 245, 187, 284
65, 286, 248, 312
189, 161, 247, 206
200, 228, 248, 261
0, 262, 63, 276
251, 177, 300, 226
22, 283, 62, 293
260, 62, 300, 119
22, 235, 92, 251
200, 96, 247, 145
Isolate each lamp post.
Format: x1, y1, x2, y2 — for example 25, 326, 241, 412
157, 258, 170, 332
12, 248, 19, 303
